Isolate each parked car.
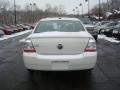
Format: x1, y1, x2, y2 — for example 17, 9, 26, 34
29, 23, 36, 29
20, 24, 31, 30
23, 24, 30, 30
104, 23, 120, 37
16, 25, 23, 32
113, 27, 120, 39
23, 17, 97, 72
95, 21, 109, 26
98, 21, 118, 34
0, 26, 13, 35
1, 25, 15, 33
16, 25, 24, 31
95, 21, 110, 34
79, 17, 98, 40
10, 25, 20, 33
0, 30, 5, 37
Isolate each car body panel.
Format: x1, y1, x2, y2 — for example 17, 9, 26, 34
23, 52, 97, 71
23, 17, 97, 71
113, 27, 120, 39
29, 32, 90, 55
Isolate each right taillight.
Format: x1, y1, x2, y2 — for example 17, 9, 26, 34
84, 38, 96, 52
24, 40, 36, 53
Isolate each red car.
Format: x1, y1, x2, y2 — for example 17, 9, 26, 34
0, 26, 13, 35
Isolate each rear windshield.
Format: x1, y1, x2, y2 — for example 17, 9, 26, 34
34, 20, 85, 33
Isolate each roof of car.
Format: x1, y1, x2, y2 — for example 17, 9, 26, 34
40, 17, 80, 21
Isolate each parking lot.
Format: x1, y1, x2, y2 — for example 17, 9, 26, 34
0, 0, 120, 89
0, 32, 120, 90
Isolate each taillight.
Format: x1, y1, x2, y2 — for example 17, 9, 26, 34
84, 38, 96, 52
24, 40, 36, 52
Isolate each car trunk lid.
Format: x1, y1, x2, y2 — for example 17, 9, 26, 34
28, 32, 91, 55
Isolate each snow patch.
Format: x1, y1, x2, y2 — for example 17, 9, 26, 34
19, 38, 26, 42
0, 30, 32, 41
98, 35, 120, 43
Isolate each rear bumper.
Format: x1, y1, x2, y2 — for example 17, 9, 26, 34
23, 52, 97, 71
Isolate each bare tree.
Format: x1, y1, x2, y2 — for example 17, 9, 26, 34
110, 0, 120, 10
0, 0, 10, 24
0, 1, 67, 24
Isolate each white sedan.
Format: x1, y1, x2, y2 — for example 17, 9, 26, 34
23, 17, 97, 72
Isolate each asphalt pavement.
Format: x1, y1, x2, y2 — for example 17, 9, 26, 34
0, 35, 120, 90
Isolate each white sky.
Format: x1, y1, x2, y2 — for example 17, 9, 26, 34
13, 0, 106, 14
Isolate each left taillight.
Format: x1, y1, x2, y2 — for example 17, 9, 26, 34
24, 40, 36, 53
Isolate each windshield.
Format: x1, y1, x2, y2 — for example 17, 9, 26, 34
34, 20, 85, 33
